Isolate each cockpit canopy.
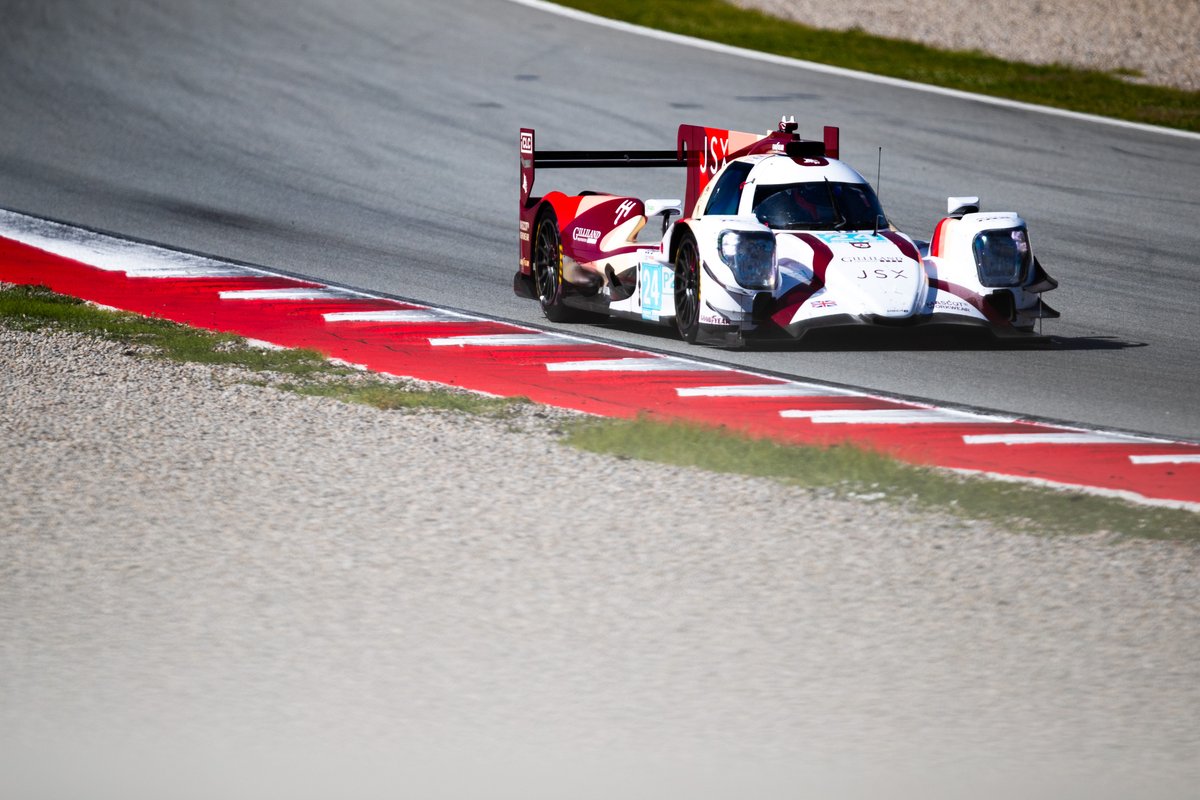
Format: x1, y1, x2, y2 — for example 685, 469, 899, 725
752, 181, 887, 231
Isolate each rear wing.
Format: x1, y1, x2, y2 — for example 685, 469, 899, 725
520, 127, 685, 208
520, 120, 839, 217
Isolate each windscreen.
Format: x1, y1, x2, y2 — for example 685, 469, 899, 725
753, 181, 886, 231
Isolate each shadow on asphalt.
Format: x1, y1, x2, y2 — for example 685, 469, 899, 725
583, 318, 1148, 353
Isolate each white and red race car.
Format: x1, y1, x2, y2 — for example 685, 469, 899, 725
514, 117, 1058, 346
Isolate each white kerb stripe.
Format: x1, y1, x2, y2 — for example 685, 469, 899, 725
677, 382, 859, 398
1130, 454, 1200, 465
782, 408, 1011, 424
963, 433, 1167, 446
124, 266, 260, 278
429, 333, 581, 347
548, 357, 725, 373
324, 309, 473, 323
220, 287, 371, 301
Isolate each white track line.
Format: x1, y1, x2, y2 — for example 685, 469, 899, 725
324, 309, 474, 323
963, 432, 1168, 446
219, 287, 371, 301
677, 382, 860, 398
547, 357, 725, 373
782, 408, 1012, 424
1130, 454, 1200, 465
0, 208, 268, 278
429, 333, 582, 347
504, 0, 1199, 142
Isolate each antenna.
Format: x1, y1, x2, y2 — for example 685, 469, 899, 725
876, 146, 883, 201
873, 146, 884, 236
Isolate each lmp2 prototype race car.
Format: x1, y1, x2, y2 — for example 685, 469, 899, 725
514, 117, 1059, 346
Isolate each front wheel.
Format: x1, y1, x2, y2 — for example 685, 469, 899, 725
532, 212, 577, 323
674, 231, 701, 343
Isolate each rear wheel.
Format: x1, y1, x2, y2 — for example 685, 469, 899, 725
533, 212, 577, 322
674, 231, 701, 343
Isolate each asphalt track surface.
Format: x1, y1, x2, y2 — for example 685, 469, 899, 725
0, 0, 1198, 441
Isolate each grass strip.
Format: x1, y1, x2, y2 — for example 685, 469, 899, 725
0, 283, 335, 376
5, 283, 1194, 539
553, 0, 1200, 132
284, 381, 527, 415
0, 283, 523, 414
563, 417, 1199, 541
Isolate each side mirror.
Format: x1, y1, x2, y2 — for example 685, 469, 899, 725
947, 195, 980, 218
644, 198, 682, 218
645, 198, 682, 234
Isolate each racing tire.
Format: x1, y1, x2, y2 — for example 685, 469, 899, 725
532, 212, 578, 323
674, 230, 701, 343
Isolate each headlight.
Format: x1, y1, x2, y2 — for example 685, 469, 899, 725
972, 226, 1031, 288
717, 230, 776, 290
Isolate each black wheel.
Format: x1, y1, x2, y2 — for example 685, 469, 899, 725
674, 231, 701, 343
532, 212, 577, 323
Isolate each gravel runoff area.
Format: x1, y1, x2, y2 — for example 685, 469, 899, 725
734, 0, 1200, 91
2, 323, 1199, 800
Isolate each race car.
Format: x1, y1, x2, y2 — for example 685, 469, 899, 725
514, 116, 1058, 346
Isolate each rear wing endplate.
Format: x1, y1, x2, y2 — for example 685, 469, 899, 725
675, 123, 840, 216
